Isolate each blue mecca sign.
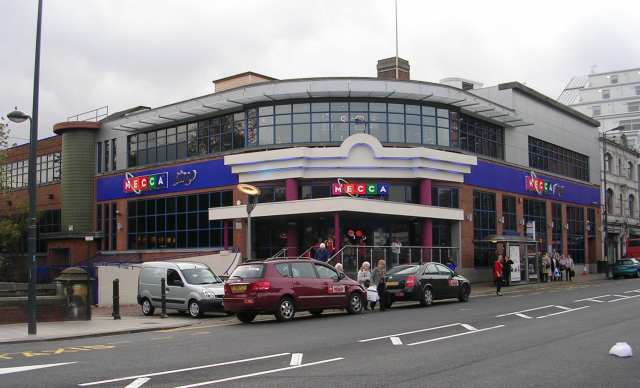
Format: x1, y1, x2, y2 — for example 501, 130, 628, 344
96, 159, 238, 202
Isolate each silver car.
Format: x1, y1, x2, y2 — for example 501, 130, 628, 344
137, 261, 225, 318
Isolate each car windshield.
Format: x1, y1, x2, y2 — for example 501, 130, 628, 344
182, 268, 221, 285
619, 260, 635, 265
387, 265, 419, 275
230, 264, 265, 280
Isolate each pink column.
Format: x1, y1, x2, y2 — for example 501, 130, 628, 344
420, 179, 433, 262
285, 178, 299, 256
334, 212, 341, 251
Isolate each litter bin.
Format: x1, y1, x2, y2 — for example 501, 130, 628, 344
54, 267, 93, 320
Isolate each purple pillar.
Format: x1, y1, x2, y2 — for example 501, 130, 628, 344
334, 212, 341, 251
420, 179, 433, 254
285, 178, 299, 256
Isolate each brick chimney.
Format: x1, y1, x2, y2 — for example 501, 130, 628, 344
377, 57, 410, 80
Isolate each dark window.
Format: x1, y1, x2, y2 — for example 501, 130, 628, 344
230, 264, 264, 279
456, 114, 504, 159
257, 186, 286, 203
167, 269, 182, 286
528, 136, 589, 181
111, 139, 117, 170
567, 206, 584, 264
96, 142, 102, 173
502, 195, 517, 233
587, 208, 595, 237
473, 191, 496, 267
523, 199, 546, 247
127, 191, 232, 250
111, 203, 117, 250
432, 187, 459, 208
104, 140, 110, 172
301, 184, 331, 199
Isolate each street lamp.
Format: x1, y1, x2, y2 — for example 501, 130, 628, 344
237, 184, 261, 261
6, 0, 44, 336
602, 125, 625, 278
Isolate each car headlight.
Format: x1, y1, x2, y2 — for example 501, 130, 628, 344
201, 290, 215, 298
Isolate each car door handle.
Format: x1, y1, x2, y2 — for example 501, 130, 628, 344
165, 288, 170, 291
294, 282, 302, 286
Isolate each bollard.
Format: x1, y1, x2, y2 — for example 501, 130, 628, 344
161, 277, 168, 318
112, 279, 121, 320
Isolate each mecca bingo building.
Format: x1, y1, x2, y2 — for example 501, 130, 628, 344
4, 57, 602, 282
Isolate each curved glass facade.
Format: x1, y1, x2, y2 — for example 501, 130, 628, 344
126, 99, 470, 169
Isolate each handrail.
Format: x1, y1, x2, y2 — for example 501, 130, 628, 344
270, 247, 288, 260
298, 245, 315, 258
328, 245, 460, 273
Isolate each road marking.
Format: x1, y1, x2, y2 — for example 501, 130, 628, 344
289, 353, 303, 366
555, 305, 572, 311
189, 332, 211, 336
460, 324, 477, 331
0, 362, 76, 375
358, 323, 462, 343
514, 313, 533, 319
536, 306, 589, 319
155, 322, 237, 333
125, 377, 150, 388
78, 353, 290, 386
407, 325, 505, 346
149, 337, 173, 341
496, 305, 555, 318
575, 295, 610, 303
624, 289, 640, 294
608, 294, 640, 303
175, 357, 344, 388
390, 337, 403, 345
107, 341, 132, 345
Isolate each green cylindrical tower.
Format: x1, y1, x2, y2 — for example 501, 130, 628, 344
53, 121, 100, 233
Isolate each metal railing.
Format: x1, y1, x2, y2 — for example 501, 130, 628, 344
67, 106, 109, 122
270, 247, 288, 260
328, 245, 459, 276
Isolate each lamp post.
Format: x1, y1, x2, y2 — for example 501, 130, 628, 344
602, 125, 625, 278
237, 184, 261, 261
6, 0, 44, 335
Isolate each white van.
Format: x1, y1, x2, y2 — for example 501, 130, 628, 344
137, 261, 225, 318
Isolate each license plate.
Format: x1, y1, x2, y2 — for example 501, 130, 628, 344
231, 284, 247, 293
386, 281, 399, 287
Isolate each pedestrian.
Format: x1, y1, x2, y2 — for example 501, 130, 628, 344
446, 258, 457, 272
364, 279, 379, 311
494, 255, 503, 296
542, 253, 550, 283
503, 256, 514, 286
315, 243, 329, 262
550, 253, 557, 282
326, 234, 335, 255
371, 259, 388, 311
357, 261, 371, 287
335, 262, 344, 275
565, 255, 575, 281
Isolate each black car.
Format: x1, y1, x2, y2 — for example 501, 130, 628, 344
383, 262, 471, 308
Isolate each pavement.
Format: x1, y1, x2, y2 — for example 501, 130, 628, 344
1, 275, 638, 387
0, 273, 608, 345
0, 316, 193, 344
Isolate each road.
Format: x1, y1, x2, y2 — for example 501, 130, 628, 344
1, 278, 640, 387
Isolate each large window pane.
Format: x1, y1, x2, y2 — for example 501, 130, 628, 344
312, 123, 330, 142
293, 123, 311, 143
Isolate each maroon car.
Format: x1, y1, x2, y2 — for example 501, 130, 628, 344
224, 259, 366, 323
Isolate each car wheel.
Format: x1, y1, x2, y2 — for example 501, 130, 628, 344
347, 293, 364, 314
188, 300, 203, 318
141, 298, 155, 316
310, 309, 324, 317
237, 312, 257, 323
635, 271, 639, 278
420, 286, 433, 307
458, 284, 470, 302
274, 297, 296, 322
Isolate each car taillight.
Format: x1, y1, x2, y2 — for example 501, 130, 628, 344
249, 280, 271, 292
405, 276, 416, 288
224, 283, 231, 294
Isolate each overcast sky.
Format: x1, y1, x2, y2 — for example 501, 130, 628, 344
2, 0, 639, 144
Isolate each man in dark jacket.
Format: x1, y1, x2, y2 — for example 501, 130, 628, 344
315, 243, 329, 262
503, 257, 514, 286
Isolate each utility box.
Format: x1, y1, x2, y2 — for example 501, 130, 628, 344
55, 267, 93, 320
